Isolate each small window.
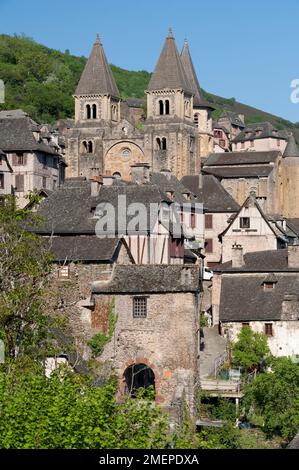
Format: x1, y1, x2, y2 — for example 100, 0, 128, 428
159, 100, 164, 116
0, 173, 4, 189
162, 137, 167, 150
12, 153, 26, 166
88, 141, 93, 154
165, 100, 170, 115
58, 265, 70, 279
240, 217, 250, 229
86, 104, 91, 120
263, 282, 275, 290
205, 214, 213, 230
42, 176, 47, 189
265, 323, 273, 337
194, 114, 199, 125
122, 148, 131, 159
205, 238, 213, 253
92, 104, 97, 119
133, 297, 147, 318
242, 323, 250, 328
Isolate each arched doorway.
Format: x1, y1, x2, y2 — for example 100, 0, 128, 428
124, 363, 155, 399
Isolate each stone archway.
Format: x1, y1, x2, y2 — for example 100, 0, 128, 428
104, 141, 145, 181
124, 363, 155, 399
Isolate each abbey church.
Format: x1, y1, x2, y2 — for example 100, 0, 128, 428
66, 29, 214, 180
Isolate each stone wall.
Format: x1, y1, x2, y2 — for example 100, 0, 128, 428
96, 291, 200, 413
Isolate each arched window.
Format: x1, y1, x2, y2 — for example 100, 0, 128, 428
124, 364, 155, 399
113, 172, 121, 179
165, 100, 170, 115
92, 104, 97, 119
86, 104, 91, 120
81, 141, 88, 153
88, 141, 93, 153
159, 100, 164, 116
194, 113, 199, 125
162, 137, 167, 150
156, 137, 161, 150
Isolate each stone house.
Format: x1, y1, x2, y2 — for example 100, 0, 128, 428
213, 122, 230, 152
181, 174, 240, 266
66, 30, 213, 182
219, 193, 289, 263
0, 110, 66, 207
216, 111, 245, 141
203, 134, 299, 220
203, 149, 282, 214
0, 148, 13, 196
212, 246, 299, 358
31, 171, 203, 265
232, 122, 288, 153
91, 264, 201, 413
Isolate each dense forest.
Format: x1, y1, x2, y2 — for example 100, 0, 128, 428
1, 34, 299, 142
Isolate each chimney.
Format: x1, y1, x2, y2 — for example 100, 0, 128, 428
231, 243, 244, 268
238, 114, 245, 124
288, 245, 299, 268
282, 293, 299, 321
161, 168, 172, 181
90, 175, 103, 197
130, 163, 150, 184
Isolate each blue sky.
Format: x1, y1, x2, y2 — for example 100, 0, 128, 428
1, 0, 299, 122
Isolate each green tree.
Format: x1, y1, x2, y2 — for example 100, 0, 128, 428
244, 357, 299, 440
232, 327, 271, 372
0, 196, 52, 359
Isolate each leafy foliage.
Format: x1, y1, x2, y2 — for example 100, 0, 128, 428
232, 327, 271, 372
0, 363, 172, 449
244, 358, 299, 440
0, 196, 52, 359
88, 299, 117, 357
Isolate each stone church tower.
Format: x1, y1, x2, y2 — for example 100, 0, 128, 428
143, 29, 200, 178
180, 40, 214, 158
66, 30, 211, 181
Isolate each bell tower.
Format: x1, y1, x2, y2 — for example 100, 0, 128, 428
74, 34, 121, 124
144, 29, 199, 178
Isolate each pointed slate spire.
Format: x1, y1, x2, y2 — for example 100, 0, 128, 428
180, 40, 213, 109
283, 134, 299, 158
75, 34, 120, 98
147, 29, 192, 93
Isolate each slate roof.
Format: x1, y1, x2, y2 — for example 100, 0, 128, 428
147, 29, 192, 93
151, 171, 197, 204
233, 122, 288, 143
180, 40, 214, 109
181, 174, 240, 213
126, 98, 145, 108
203, 166, 274, 179
204, 151, 280, 167
0, 115, 59, 155
29, 176, 189, 236
75, 35, 120, 98
92, 265, 200, 294
219, 273, 299, 322
43, 235, 128, 262
213, 122, 230, 134
219, 111, 245, 128
283, 134, 299, 158
214, 249, 290, 273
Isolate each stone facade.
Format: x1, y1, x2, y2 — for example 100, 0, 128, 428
66, 31, 211, 182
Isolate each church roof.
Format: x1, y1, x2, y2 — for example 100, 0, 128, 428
75, 34, 120, 98
283, 134, 299, 158
180, 40, 214, 109
147, 29, 192, 93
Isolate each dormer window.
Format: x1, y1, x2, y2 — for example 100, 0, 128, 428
262, 274, 277, 291
240, 217, 250, 229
